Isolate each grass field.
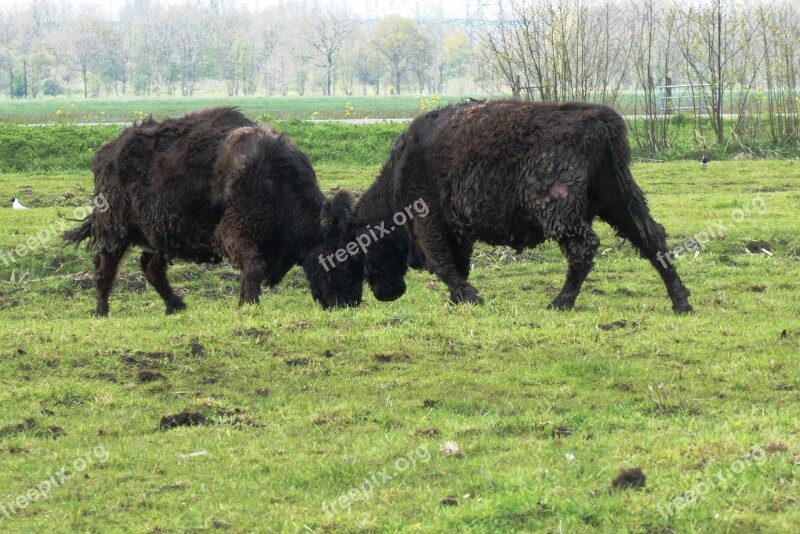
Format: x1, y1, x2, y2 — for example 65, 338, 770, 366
0, 156, 798, 532
0, 95, 463, 124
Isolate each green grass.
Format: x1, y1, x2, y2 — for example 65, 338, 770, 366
0, 161, 798, 532
0, 122, 407, 174
0, 95, 468, 124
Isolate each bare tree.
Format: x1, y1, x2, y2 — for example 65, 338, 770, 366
676, 0, 760, 143
481, 0, 632, 105
304, 9, 354, 96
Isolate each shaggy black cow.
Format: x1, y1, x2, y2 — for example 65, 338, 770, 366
308, 100, 693, 314
64, 107, 359, 316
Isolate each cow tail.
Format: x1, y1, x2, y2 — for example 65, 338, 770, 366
62, 212, 95, 247
606, 112, 667, 253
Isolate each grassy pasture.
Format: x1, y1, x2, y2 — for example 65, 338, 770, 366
0, 95, 458, 124
0, 153, 798, 532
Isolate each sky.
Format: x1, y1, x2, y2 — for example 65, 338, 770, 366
58, 0, 488, 20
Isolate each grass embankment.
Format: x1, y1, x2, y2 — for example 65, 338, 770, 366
0, 157, 798, 531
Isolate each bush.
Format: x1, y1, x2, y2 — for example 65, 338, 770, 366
42, 79, 64, 96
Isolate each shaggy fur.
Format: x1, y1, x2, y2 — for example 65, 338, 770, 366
64, 107, 356, 316
309, 99, 693, 313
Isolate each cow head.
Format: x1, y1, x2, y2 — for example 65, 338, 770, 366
363, 228, 410, 302
303, 191, 364, 309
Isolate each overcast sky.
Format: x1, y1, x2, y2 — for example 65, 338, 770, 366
54, 0, 486, 20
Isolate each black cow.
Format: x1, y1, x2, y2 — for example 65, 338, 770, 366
307, 100, 693, 314
64, 107, 360, 316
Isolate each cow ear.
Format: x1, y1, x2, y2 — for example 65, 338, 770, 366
322, 190, 353, 229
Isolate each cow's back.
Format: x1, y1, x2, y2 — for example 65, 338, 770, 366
400, 100, 617, 246
90, 107, 256, 261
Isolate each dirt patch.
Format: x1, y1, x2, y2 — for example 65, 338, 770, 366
598, 320, 628, 331
745, 241, 773, 253
253, 388, 271, 397
0, 295, 21, 309
212, 519, 231, 530
552, 425, 572, 438
94, 372, 118, 383
46, 426, 66, 439
137, 370, 165, 383
189, 340, 205, 356
749, 285, 767, 293
0, 418, 36, 437
610, 467, 646, 491
415, 428, 440, 437
765, 442, 788, 453
159, 412, 209, 431
285, 358, 310, 367
440, 495, 459, 506
422, 400, 439, 409
374, 353, 410, 363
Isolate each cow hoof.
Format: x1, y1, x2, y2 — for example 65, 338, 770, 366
452, 287, 483, 305
166, 299, 187, 315
547, 299, 574, 311
673, 302, 694, 314
93, 309, 109, 318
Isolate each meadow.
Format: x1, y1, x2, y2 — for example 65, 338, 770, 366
0, 104, 798, 532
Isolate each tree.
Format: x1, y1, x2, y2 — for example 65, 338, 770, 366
441, 29, 471, 89
676, 0, 760, 143
370, 16, 429, 94
481, 0, 632, 104
304, 9, 354, 96
73, 27, 99, 98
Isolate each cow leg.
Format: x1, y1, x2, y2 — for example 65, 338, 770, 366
140, 251, 186, 315
598, 209, 693, 314
225, 241, 266, 305
414, 217, 481, 304
549, 222, 600, 311
93, 248, 126, 317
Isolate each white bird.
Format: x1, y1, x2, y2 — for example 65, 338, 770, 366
10, 198, 28, 210
700, 154, 709, 168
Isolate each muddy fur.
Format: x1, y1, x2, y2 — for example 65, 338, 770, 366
310, 99, 693, 313
64, 107, 354, 316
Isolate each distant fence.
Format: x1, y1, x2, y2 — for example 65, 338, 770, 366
659, 83, 718, 115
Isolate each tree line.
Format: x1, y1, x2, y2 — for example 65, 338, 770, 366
482, 0, 799, 154
0, 0, 473, 99
1, 0, 798, 154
